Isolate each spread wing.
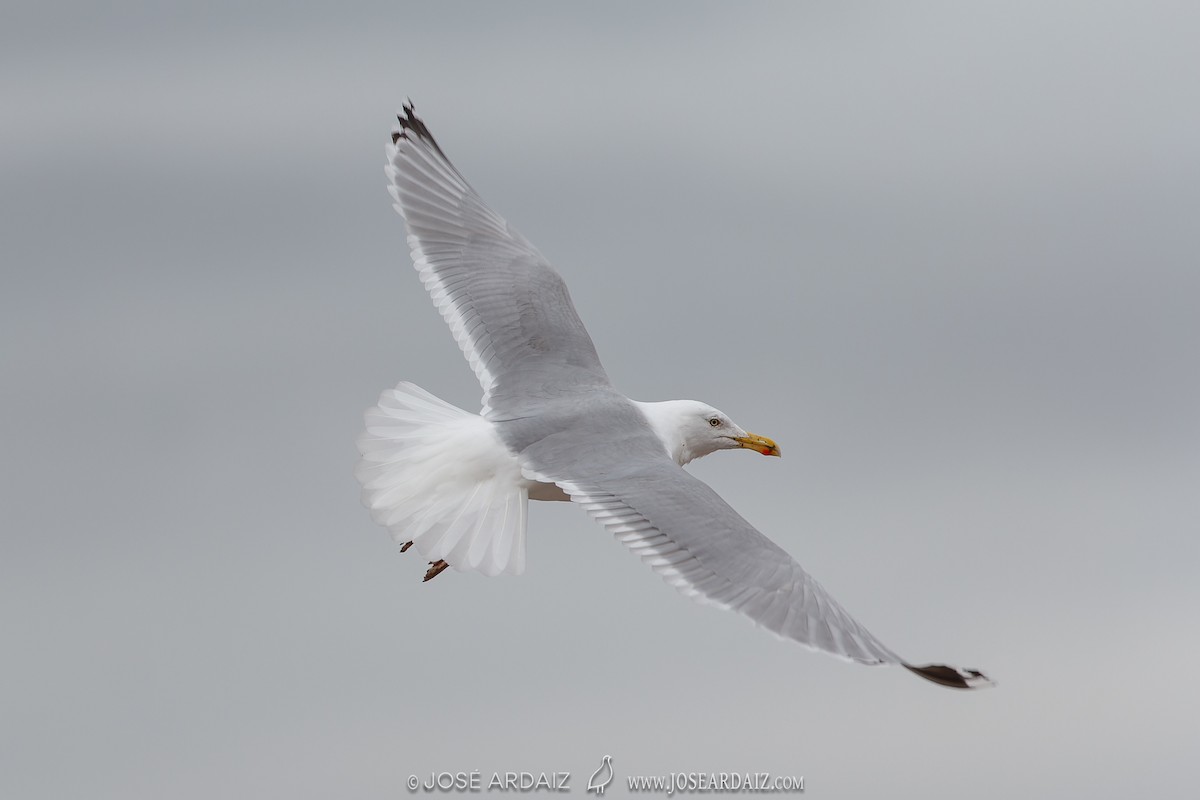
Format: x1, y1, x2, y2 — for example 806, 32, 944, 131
517, 416, 993, 689
386, 104, 611, 418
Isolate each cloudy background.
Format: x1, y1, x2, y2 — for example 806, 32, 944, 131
3, 2, 1198, 797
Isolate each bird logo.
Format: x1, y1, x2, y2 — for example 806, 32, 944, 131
587, 754, 613, 795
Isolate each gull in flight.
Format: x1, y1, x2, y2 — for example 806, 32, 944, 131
356, 103, 993, 689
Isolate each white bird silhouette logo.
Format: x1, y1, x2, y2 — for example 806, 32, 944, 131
587, 755, 613, 795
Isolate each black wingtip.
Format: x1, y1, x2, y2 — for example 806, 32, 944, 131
904, 663, 996, 690
390, 100, 452, 162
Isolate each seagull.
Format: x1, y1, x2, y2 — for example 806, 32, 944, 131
587, 755, 613, 795
356, 103, 994, 690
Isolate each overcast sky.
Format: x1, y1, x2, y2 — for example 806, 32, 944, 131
3, 2, 1198, 798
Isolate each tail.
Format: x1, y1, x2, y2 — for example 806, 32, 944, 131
355, 382, 528, 576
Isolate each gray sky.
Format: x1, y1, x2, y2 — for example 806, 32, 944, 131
3, 2, 1198, 798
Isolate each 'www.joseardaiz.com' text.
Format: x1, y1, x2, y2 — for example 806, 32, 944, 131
626, 772, 804, 795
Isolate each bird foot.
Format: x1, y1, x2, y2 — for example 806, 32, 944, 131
423, 560, 450, 582
399, 540, 413, 553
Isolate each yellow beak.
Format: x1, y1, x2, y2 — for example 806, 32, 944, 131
734, 432, 781, 457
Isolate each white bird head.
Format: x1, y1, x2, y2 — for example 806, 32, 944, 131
635, 400, 781, 466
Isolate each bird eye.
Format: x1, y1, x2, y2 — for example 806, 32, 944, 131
708, 418, 721, 427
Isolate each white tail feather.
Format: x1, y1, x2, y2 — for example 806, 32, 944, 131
355, 382, 528, 576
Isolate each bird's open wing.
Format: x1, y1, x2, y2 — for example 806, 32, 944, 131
387, 104, 611, 418
517, 420, 993, 689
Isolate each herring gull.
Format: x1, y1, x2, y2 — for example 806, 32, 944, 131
356, 104, 993, 690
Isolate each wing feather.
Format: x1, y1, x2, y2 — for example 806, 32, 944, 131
549, 462, 904, 666
387, 103, 611, 418
518, 438, 993, 688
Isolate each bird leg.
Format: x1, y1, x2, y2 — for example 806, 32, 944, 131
423, 560, 450, 582
399, 540, 448, 580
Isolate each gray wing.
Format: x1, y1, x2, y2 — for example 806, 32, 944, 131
386, 104, 611, 418
515, 414, 993, 689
